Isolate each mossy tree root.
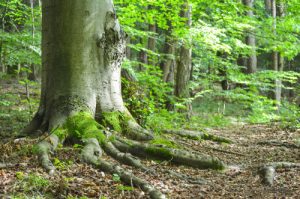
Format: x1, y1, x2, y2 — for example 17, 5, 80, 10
103, 141, 153, 172
31, 112, 227, 198
124, 119, 154, 141
34, 134, 59, 174
163, 129, 232, 144
113, 137, 226, 170
259, 162, 300, 186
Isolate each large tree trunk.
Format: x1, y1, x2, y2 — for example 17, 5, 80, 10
22, 2, 226, 197
23, 0, 151, 140
243, 0, 257, 73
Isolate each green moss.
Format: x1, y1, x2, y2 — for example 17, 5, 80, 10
101, 111, 131, 133
145, 146, 173, 159
53, 128, 68, 141
102, 111, 123, 132
150, 137, 178, 148
202, 133, 232, 144
211, 158, 226, 170
48, 112, 107, 145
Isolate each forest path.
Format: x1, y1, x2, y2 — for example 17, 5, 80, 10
0, 81, 299, 198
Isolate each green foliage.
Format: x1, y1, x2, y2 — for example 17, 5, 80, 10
277, 102, 300, 129
145, 109, 185, 132
101, 111, 128, 132
16, 173, 50, 193
117, 185, 134, 191
122, 61, 173, 125
53, 158, 73, 171
112, 173, 121, 182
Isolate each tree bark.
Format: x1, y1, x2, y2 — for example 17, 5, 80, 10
242, 0, 257, 73
265, 0, 272, 13
276, 1, 285, 102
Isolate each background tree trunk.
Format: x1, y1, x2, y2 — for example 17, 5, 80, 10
147, 23, 156, 66
243, 0, 257, 74
265, 0, 272, 13
276, 1, 285, 102
271, 0, 281, 104
161, 23, 175, 84
175, 2, 192, 117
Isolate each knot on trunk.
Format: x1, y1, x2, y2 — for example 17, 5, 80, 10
96, 11, 126, 68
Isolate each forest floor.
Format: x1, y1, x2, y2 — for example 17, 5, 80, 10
0, 80, 300, 199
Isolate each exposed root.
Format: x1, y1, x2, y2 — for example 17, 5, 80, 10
259, 162, 300, 186
257, 140, 300, 149
100, 111, 153, 141
103, 141, 152, 172
124, 120, 154, 141
33, 134, 59, 174
0, 163, 15, 169
80, 138, 103, 164
28, 112, 228, 198
113, 137, 226, 170
86, 158, 166, 199
163, 129, 232, 143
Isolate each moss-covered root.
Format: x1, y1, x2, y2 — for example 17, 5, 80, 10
34, 134, 59, 174
101, 111, 153, 141
113, 138, 226, 170
125, 120, 154, 141
259, 162, 300, 186
80, 138, 102, 164
163, 129, 232, 144
103, 142, 153, 173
